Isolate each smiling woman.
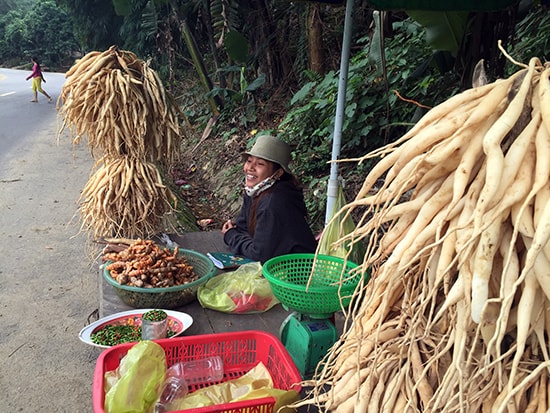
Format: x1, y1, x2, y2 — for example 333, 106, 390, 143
221, 134, 318, 263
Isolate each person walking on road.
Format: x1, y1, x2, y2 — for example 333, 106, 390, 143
26, 56, 52, 103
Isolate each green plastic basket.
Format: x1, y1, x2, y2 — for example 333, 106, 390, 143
262, 253, 365, 318
103, 248, 216, 309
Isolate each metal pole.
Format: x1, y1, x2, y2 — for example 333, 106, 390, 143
325, 0, 355, 226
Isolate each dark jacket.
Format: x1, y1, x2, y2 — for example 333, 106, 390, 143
223, 180, 317, 263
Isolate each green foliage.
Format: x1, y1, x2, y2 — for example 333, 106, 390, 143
25, 1, 79, 66
278, 17, 460, 231
0, 9, 26, 59
406, 10, 469, 54
0, 0, 33, 15
224, 30, 248, 64
504, 2, 550, 75
57, 0, 124, 51
0, 0, 78, 68
117, 0, 160, 57
205, 62, 267, 130
210, 0, 241, 34
112, 0, 132, 16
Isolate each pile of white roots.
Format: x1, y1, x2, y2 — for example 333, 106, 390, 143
299, 55, 550, 412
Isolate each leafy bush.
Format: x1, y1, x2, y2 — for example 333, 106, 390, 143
277, 17, 460, 231
0, 0, 78, 69
505, 2, 550, 74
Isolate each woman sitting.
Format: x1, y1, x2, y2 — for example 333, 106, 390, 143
221, 134, 317, 263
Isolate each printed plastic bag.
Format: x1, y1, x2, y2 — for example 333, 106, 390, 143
318, 181, 365, 265
104, 340, 167, 413
197, 262, 279, 313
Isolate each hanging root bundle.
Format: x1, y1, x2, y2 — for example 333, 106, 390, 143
58, 46, 183, 165
300, 46, 550, 412
58, 46, 185, 238
78, 157, 175, 239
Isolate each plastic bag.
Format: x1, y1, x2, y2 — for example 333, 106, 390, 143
318, 181, 365, 265
197, 262, 279, 313
104, 340, 167, 413
169, 361, 299, 411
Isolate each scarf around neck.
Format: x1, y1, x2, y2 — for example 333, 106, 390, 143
244, 176, 278, 198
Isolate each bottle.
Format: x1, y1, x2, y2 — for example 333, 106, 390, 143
155, 376, 188, 413
169, 355, 224, 385
154, 356, 224, 412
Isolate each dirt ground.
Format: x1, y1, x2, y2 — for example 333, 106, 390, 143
0, 102, 106, 411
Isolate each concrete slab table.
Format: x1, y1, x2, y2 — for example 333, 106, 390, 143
99, 230, 292, 337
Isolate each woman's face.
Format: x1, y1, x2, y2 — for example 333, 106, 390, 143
243, 155, 277, 187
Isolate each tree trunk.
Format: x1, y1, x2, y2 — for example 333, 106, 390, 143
308, 2, 324, 74
179, 18, 222, 115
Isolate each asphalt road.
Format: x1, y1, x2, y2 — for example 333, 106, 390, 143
0, 68, 101, 412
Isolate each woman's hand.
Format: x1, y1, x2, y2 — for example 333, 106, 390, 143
221, 219, 236, 235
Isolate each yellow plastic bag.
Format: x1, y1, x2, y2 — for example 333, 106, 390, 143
166, 362, 299, 412
104, 341, 167, 413
318, 182, 365, 265
197, 262, 279, 313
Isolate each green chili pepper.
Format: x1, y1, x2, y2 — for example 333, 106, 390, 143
91, 322, 176, 346
142, 309, 167, 322
90, 325, 141, 346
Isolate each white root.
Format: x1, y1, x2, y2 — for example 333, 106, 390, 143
308, 55, 550, 413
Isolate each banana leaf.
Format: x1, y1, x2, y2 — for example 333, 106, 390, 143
318, 183, 365, 265
406, 10, 469, 54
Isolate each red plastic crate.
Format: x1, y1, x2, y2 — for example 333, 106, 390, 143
93, 330, 302, 413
